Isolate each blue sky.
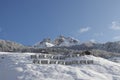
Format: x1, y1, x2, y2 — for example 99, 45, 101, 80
0, 0, 120, 45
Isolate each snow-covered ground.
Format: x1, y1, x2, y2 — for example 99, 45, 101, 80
0, 52, 120, 80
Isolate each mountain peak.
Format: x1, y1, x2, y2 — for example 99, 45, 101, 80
54, 36, 80, 46
34, 38, 54, 48
34, 36, 80, 48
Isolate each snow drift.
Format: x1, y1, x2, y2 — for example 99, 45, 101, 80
0, 52, 120, 80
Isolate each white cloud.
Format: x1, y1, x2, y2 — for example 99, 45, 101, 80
113, 36, 120, 40
110, 21, 120, 30
79, 27, 90, 33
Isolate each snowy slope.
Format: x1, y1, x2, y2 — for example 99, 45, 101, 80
34, 41, 54, 48
34, 42, 54, 48
0, 52, 120, 80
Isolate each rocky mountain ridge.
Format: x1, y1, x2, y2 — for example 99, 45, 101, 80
1, 36, 120, 54
34, 35, 80, 48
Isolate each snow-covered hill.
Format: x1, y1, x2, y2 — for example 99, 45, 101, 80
0, 40, 24, 52
0, 52, 120, 80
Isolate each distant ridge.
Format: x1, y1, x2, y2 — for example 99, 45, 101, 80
1, 36, 120, 54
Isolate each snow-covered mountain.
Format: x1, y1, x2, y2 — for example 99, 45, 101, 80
34, 35, 80, 48
34, 38, 54, 48
67, 41, 120, 53
97, 41, 120, 53
1, 36, 120, 53
0, 52, 120, 80
54, 35, 80, 47
33, 36, 120, 51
